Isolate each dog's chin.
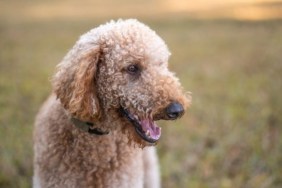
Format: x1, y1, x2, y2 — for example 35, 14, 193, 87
123, 126, 157, 148
119, 107, 161, 147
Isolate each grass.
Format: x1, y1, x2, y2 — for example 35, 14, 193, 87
0, 1, 282, 188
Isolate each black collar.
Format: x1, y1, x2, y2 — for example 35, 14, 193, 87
71, 118, 109, 135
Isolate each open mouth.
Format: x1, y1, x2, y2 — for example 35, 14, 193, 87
120, 108, 161, 143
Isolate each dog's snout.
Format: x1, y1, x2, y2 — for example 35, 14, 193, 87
165, 102, 184, 120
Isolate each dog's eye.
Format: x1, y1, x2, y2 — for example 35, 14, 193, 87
127, 64, 140, 75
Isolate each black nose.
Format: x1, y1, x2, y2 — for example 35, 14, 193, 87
166, 102, 184, 120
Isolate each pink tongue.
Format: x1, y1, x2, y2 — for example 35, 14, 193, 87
140, 119, 161, 140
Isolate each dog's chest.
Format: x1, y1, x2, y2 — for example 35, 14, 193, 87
71, 136, 145, 187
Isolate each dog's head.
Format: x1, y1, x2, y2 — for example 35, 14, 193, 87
52, 19, 191, 146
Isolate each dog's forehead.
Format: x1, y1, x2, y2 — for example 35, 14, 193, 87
80, 19, 171, 64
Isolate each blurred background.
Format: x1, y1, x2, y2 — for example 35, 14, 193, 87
0, 0, 282, 187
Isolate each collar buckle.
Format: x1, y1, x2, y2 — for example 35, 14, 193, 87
71, 118, 109, 135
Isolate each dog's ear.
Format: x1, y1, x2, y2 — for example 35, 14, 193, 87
52, 47, 101, 122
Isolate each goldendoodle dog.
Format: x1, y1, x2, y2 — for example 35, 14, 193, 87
33, 19, 190, 188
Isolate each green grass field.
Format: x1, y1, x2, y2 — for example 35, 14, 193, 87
0, 1, 282, 188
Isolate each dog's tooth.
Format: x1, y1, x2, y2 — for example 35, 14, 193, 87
146, 130, 150, 136
134, 115, 138, 120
